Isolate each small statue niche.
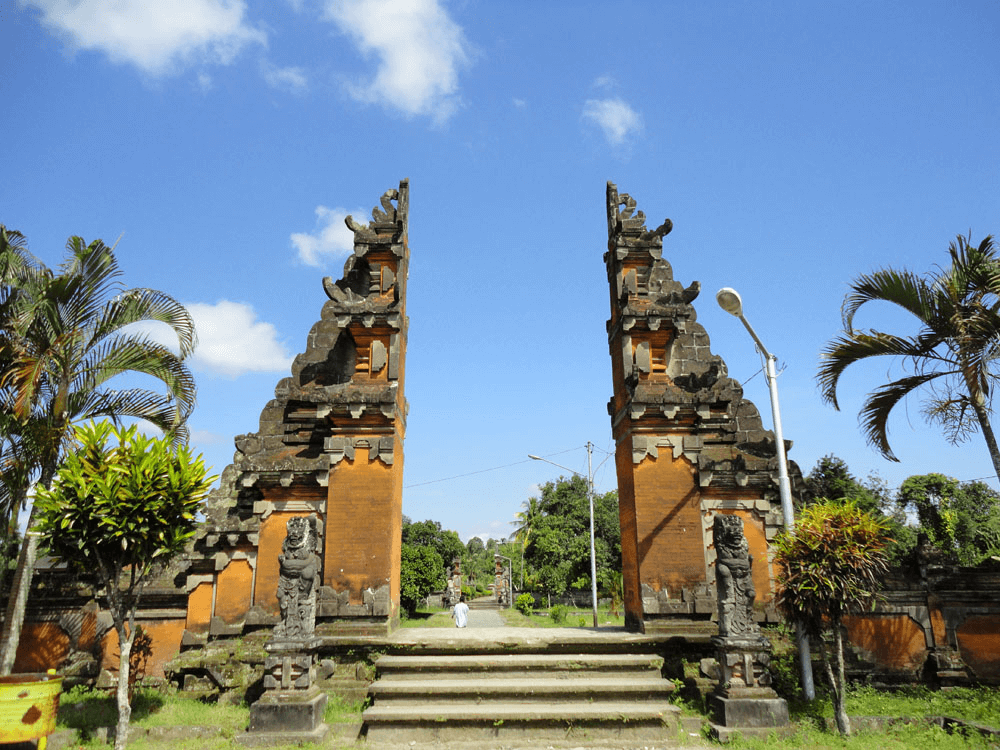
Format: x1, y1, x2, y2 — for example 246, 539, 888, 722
274, 516, 321, 640
714, 514, 760, 638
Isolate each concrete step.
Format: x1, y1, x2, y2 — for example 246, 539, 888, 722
363, 651, 679, 743
466, 600, 501, 610
369, 676, 675, 704
373, 652, 664, 678
362, 701, 682, 743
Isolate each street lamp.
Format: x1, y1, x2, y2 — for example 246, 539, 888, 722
716, 287, 816, 701
528, 443, 599, 628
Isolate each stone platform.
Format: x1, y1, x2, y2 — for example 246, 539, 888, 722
358, 626, 715, 746
322, 623, 715, 653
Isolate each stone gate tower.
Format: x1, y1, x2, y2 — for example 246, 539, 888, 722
182, 180, 409, 640
604, 182, 801, 633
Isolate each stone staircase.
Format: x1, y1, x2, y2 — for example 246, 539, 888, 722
466, 596, 501, 610
362, 651, 681, 744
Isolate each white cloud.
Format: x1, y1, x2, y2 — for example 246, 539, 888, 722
190, 429, 227, 445
291, 205, 358, 267
512, 97, 527, 109
261, 60, 308, 93
582, 97, 643, 146
186, 301, 293, 377
323, 0, 471, 123
196, 72, 213, 92
25, 0, 266, 76
592, 74, 616, 90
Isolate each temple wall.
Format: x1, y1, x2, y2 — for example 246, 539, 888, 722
840, 564, 1000, 684
13, 622, 69, 674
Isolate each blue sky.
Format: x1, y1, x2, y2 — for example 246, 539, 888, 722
3, 0, 999, 543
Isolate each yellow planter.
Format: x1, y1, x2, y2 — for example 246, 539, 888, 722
0, 670, 63, 750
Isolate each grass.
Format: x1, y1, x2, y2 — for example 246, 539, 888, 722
714, 685, 1000, 749
822, 685, 1000, 726
499, 604, 626, 628
727, 720, 997, 749
55, 685, 366, 749
57, 686, 248, 748
399, 606, 455, 628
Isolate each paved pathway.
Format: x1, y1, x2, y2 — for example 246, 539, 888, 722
465, 607, 504, 628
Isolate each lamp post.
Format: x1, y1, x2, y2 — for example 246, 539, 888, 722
716, 287, 816, 701
528, 443, 599, 628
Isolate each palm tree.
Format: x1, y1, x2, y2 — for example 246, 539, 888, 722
817, 233, 1000, 481
0, 225, 197, 674
511, 497, 542, 589
511, 496, 542, 546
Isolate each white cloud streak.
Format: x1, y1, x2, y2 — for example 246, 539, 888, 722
124, 300, 291, 377
583, 97, 643, 146
323, 0, 470, 123
261, 60, 308, 93
186, 301, 293, 377
25, 0, 266, 76
291, 206, 357, 267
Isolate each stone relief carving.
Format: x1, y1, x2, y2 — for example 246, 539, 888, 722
714, 514, 760, 638
274, 516, 321, 639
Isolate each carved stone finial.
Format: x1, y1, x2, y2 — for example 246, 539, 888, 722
714, 514, 760, 638
345, 187, 402, 238
274, 516, 321, 639
605, 181, 671, 241
371, 189, 399, 223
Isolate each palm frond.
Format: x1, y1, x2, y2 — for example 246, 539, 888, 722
67, 388, 185, 435
74, 335, 196, 418
91, 288, 197, 358
859, 372, 946, 460
921, 392, 978, 445
841, 268, 935, 331
817, 330, 949, 408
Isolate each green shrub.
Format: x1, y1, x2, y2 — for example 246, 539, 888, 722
515, 593, 534, 616
550, 604, 569, 624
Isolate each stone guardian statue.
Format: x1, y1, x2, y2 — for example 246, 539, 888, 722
274, 516, 321, 639
714, 514, 760, 638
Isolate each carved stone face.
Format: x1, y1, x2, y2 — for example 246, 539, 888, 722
714, 514, 745, 553
286, 517, 309, 549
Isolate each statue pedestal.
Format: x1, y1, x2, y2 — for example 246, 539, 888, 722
243, 639, 328, 745
244, 687, 328, 744
709, 635, 789, 741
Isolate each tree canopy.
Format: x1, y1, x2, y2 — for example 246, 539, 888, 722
817, 234, 1000, 479
399, 543, 445, 616
402, 518, 464, 568
805, 454, 915, 564
34, 421, 213, 750
773, 498, 890, 735
520, 475, 620, 596
897, 473, 1000, 565
0, 227, 198, 674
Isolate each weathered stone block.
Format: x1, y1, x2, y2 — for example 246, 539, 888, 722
247, 687, 328, 736
711, 695, 788, 728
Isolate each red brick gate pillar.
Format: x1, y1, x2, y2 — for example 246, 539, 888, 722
604, 182, 799, 633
